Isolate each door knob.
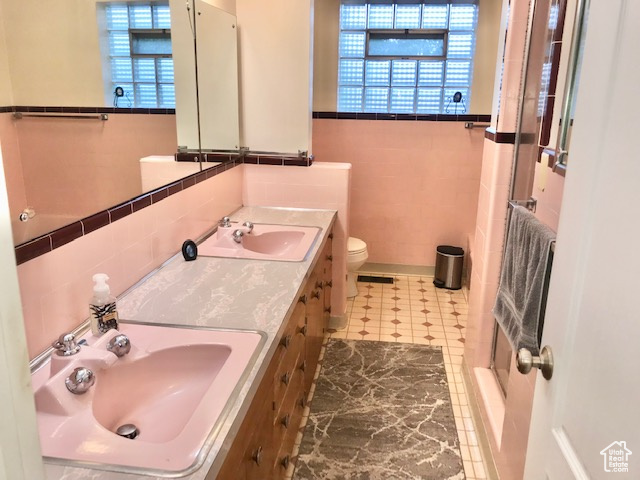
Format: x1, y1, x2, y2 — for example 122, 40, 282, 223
516, 346, 554, 380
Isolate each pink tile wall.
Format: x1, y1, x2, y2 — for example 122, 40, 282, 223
312, 119, 484, 266
242, 162, 350, 323
17, 166, 243, 359
14, 114, 177, 219
465, 0, 566, 468
497, 0, 533, 133
0, 113, 27, 219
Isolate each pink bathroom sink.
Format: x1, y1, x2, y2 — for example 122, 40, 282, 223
198, 224, 320, 261
31, 322, 265, 475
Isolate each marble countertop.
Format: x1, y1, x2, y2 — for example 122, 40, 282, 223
44, 206, 336, 480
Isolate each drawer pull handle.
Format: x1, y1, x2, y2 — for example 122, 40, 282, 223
315, 280, 324, 290
324, 306, 332, 314
311, 290, 321, 300
326, 254, 333, 262
298, 294, 307, 305
281, 455, 290, 469
299, 360, 307, 372
280, 414, 290, 428
328, 233, 334, 240
299, 395, 307, 408
325, 280, 333, 288
299, 324, 307, 336
280, 335, 291, 349
251, 446, 263, 465
281, 372, 290, 385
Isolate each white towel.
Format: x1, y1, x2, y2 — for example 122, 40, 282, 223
492, 206, 556, 355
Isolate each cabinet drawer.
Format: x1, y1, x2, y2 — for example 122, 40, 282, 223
243, 401, 277, 480
272, 364, 306, 477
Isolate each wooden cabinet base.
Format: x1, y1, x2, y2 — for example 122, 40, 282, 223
215, 234, 332, 480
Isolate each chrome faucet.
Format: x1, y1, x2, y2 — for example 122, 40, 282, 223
65, 367, 95, 395
106, 334, 131, 357
241, 221, 254, 233
232, 229, 244, 243
52, 333, 81, 356
219, 216, 232, 228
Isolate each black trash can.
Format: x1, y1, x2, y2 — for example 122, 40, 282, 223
434, 245, 464, 290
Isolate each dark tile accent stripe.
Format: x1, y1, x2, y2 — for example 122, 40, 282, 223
312, 111, 492, 123
14, 161, 243, 265
15, 236, 52, 265
243, 154, 313, 166
255, 157, 284, 166
151, 188, 168, 204
182, 176, 196, 188
132, 194, 151, 212
195, 171, 208, 183
175, 152, 203, 163
109, 202, 133, 222
284, 159, 310, 167
485, 128, 517, 144
51, 222, 84, 249
2, 105, 175, 115
81, 212, 110, 235
167, 181, 183, 197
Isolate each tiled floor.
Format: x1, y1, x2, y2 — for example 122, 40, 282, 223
290, 273, 489, 480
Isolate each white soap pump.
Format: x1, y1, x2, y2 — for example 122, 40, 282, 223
90, 273, 119, 335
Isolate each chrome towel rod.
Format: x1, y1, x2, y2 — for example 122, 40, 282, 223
508, 198, 537, 212
13, 112, 108, 121
464, 122, 491, 129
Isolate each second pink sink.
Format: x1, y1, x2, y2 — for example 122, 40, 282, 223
198, 223, 320, 261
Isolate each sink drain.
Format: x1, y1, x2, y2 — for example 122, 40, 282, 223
116, 424, 140, 440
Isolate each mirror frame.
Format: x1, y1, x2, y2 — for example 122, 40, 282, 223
555, 0, 590, 170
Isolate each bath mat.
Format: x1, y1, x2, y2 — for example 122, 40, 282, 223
294, 339, 465, 480
357, 275, 394, 284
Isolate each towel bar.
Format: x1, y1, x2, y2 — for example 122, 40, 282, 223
508, 198, 537, 212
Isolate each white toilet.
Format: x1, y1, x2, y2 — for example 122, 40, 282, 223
347, 237, 368, 298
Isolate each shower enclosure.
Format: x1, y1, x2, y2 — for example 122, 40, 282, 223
489, 0, 587, 396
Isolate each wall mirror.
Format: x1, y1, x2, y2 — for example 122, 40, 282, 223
0, 0, 239, 247
312, 0, 503, 115
555, 0, 589, 168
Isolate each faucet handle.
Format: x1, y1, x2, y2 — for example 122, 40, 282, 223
241, 221, 254, 233
219, 216, 232, 228
65, 367, 95, 395
232, 229, 244, 243
106, 334, 131, 357
52, 333, 81, 356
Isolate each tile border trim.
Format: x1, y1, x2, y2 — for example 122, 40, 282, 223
484, 127, 516, 144
14, 159, 244, 265
313, 111, 492, 123
1, 105, 175, 115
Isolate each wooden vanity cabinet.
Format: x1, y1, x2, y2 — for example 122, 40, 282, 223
215, 234, 333, 480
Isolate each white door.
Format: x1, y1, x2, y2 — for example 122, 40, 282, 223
524, 1, 640, 479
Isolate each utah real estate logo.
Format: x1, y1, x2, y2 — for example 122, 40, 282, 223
600, 441, 632, 473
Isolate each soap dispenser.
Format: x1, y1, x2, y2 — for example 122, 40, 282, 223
90, 273, 119, 335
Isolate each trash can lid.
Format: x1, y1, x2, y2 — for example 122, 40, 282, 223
437, 245, 464, 256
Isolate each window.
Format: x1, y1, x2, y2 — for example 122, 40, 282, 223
338, 0, 479, 114
104, 3, 175, 108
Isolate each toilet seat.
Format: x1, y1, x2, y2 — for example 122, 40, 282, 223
348, 237, 367, 255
